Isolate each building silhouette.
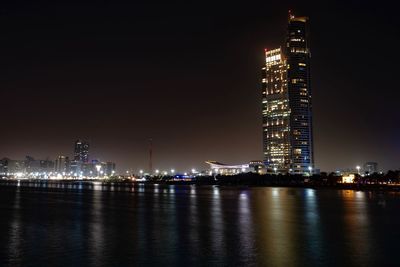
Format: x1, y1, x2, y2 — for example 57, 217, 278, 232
262, 12, 314, 174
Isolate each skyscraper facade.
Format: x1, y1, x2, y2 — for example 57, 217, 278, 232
54, 155, 70, 174
262, 12, 314, 174
74, 140, 89, 163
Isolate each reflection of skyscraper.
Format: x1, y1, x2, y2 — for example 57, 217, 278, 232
262, 12, 314, 174
74, 140, 89, 163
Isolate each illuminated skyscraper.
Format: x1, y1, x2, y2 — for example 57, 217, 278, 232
262, 48, 291, 172
262, 12, 314, 174
74, 140, 90, 163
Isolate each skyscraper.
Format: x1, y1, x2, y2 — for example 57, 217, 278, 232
54, 155, 70, 174
364, 162, 378, 175
262, 12, 314, 175
74, 140, 90, 163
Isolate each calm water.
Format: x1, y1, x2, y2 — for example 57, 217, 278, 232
0, 183, 399, 266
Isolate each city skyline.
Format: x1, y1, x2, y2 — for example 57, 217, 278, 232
1, 1, 399, 172
0, 138, 381, 175
0, 139, 117, 177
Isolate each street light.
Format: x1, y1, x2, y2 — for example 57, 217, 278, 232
308, 166, 313, 176
273, 167, 277, 175
139, 170, 143, 176
170, 169, 175, 174
155, 169, 159, 175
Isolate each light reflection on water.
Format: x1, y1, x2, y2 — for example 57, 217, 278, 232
0, 184, 399, 266
304, 188, 323, 264
237, 191, 255, 265
340, 190, 374, 266
210, 187, 225, 263
88, 189, 104, 266
8, 188, 21, 266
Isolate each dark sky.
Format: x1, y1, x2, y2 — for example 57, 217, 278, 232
1, 0, 399, 172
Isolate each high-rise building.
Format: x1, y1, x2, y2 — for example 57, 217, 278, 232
74, 140, 89, 163
55, 156, 70, 174
262, 12, 314, 174
1, 158, 25, 174
364, 162, 378, 175
25, 156, 41, 173
0, 158, 10, 174
105, 162, 116, 176
24, 156, 54, 174
70, 160, 81, 176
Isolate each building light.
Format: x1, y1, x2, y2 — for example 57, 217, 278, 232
342, 174, 355, 183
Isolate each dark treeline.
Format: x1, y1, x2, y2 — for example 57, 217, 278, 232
354, 170, 400, 184
156, 170, 400, 189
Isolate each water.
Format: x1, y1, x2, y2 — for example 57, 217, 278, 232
0, 184, 399, 266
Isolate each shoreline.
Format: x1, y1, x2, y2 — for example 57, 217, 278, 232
0, 179, 399, 192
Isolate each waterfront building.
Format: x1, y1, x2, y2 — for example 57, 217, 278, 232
25, 156, 54, 174
206, 160, 264, 175
24, 156, 41, 173
262, 12, 314, 175
1, 158, 25, 175
342, 174, 355, 183
78, 160, 116, 177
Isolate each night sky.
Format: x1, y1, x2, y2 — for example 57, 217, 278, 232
1, 0, 399, 172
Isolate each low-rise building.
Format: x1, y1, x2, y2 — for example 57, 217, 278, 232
206, 160, 265, 175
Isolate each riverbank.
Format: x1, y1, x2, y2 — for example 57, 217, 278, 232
1, 178, 400, 192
